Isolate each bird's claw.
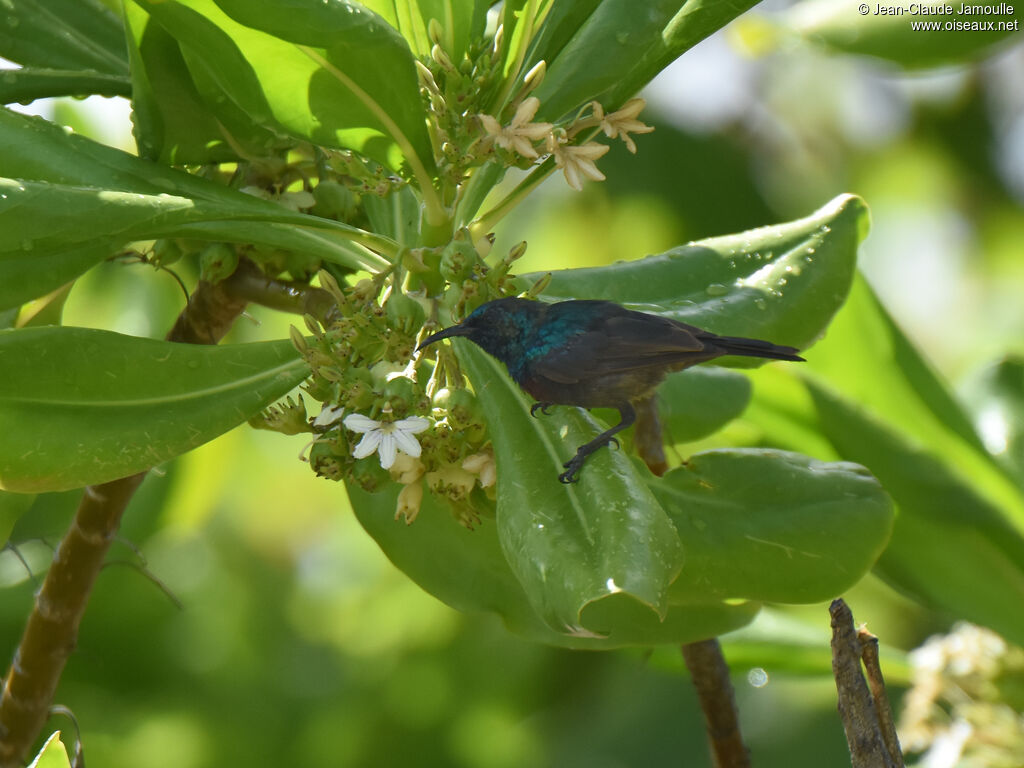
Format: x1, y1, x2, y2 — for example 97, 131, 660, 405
530, 402, 555, 418
558, 435, 622, 483
558, 459, 583, 484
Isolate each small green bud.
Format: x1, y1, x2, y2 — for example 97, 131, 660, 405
431, 43, 455, 72
383, 376, 418, 414
415, 59, 441, 93
522, 60, 546, 93
309, 441, 348, 481
199, 243, 238, 284
427, 17, 445, 46
311, 181, 357, 220
351, 457, 391, 493
440, 239, 481, 284
152, 238, 183, 267
289, 325, 308, 354
384, 289, 426, 334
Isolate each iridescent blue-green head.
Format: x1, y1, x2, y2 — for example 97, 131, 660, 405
417, 297, 545, 366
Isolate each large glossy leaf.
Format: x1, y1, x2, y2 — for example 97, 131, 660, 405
349, 483, 760, 648
0, 0, 128, 75
532, 0, 761, 120
770, 0, 1023, 69
648, 449, 893, 605
124, 4, 283, 164
459, 342, 686, 634
806, 381, 1024, 646
657, 367, 751, 444
0, 328, 308, 492
530, 194, 868, 360
136, 0, 435, 177
806, 276, 1024, 531
0, 108, 390, 309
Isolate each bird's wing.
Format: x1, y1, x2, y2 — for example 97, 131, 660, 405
531, 306, 713, 384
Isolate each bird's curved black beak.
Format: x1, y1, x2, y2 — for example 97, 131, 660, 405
417, 324, 472, 351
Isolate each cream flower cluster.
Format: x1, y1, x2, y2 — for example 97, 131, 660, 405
479, 96, 653, 192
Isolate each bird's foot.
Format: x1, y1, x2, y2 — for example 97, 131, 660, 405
530, 402, 555, 418
557, 435, 620, 483
558, 457, 584, 484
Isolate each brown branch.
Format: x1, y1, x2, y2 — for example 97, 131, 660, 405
0, 268, 251, 766
217, 258, 337, 324
829, 599, 902, 768
681, 638, 750, 768
634, 394, 668, 477
858, 628, 904, 768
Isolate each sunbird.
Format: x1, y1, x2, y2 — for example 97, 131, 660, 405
418, 298, 804, 483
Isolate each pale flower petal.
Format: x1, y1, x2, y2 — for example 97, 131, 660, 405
479, 114, 502, 136
378, 434, 398, 469
478, 96, 553, 161
344, 413, 379, 433
554, 142, 609, 190
512, 96, 541, 126
314, 404, 345, 428
352, 430, 382, 459
392, 429, 423, 458
394, 416, 431, 433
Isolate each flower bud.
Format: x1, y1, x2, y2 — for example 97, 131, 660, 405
395, 480, 424, 524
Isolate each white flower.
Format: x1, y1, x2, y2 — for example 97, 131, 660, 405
599, 97, 654, 154
313, 404, 345, 428
344, 413, 430, 470
479, 96, 554, 160
552, 141, 610, 191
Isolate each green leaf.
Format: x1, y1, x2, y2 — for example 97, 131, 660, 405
0, 177, 381, 311
806, 276, 1024, 534
0, 68, 130, 104
0, 328, 309, 492
531, 194, 869, 360
136, 0, 436, 178
657, 367, 751, 444
124, 4, 284, 164
0, 0, 128, 75
363, 185, 422, 246
349, 482, 759, 648
458, 342, 686, 634
0, 108, 391, 309
648, 449, 893, 605
27, 731, 72, 768
806, 380, 1024, 646
771, 0, 1023, 69
0, 490, 35, 547
532, 0, 761, 120
961, 356, 1024, 484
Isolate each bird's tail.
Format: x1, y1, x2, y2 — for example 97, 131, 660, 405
711, 335, 805, 362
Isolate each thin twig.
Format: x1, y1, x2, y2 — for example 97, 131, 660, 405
681, 638, 751, 768
829, 599, 901, 768
858, 628, 904, 768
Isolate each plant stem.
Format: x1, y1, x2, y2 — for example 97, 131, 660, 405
470, 157, 555, 238
829, 599, 903, 768
680, 638, 751, 768
222, 258, 337, 323
0, 268, 253, 766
